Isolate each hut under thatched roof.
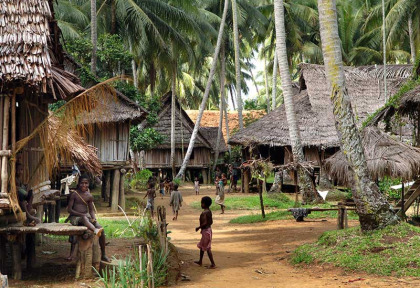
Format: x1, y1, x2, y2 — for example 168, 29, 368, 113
325, 126, 420, 185
229, 64, 412, 168
199, 127, 228, 154
141, 93, 225, 182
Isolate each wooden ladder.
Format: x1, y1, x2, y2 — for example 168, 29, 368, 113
395, 179, 420, 214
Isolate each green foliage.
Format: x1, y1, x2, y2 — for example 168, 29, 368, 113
97, 34, 132, 78
129, 169, 154, 191
244, 98, 266, 110
291, 223, 420, 277
65, 35, 92, 65
48, 100, 66, 112
378, 177, 402, 200
173, 178, 182, 186
130, 127, 165, 152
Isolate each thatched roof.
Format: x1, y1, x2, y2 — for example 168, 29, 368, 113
229, 64, 412, 148
48, 116, 102, 175
325, 127, 420, 184
398, 84, 420, 115
81, 90, 147, 125
199, 127, 228, 153
186, 109, 265, 143
141, 92, 212, 150
0, 0, 84, 98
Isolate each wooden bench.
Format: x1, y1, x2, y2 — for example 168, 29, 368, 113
287, 206, 356, 229
0, 222, 99, 280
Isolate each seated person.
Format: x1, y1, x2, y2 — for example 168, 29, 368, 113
16, 163, 40, 226
66, 175, 109, 262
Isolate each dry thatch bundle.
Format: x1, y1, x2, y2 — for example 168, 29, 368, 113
48, 116, 102, 175
325, 127, 420, 185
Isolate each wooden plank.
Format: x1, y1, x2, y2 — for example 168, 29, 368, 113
111, 169, 120, 212
0, 223, 87, 235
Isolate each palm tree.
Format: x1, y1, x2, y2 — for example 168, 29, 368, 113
91, 0, 97, 75
176, 0, 230, 179
317, 0, 398, 231
271, 51, 278, 110
274, 0, 317, 203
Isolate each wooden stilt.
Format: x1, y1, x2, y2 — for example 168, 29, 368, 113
75, 234, 94, 279
139, 245, 144, 288
105, 171, 111, 206
55, 198, 61, 223
201, 169, 208, 184
337, 206, 348, 229
1, 95, 10, 194
147, 244, 154, 288
25, 234, 36, 270
119, 171, 126, 211
111, 169, 120, 212
11, 239, 21, 280
35, 206, 43, 245
0, 96, 4, 189
0, 235, 6, 273
243, 168, 250, 193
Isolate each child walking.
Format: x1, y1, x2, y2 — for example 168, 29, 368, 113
144, 182, 156, 217
194, 177, 200, 195
159, 179, 165, 199
215, 173, 227, 214
169, 184, 183, 220
194, 196, 216, 269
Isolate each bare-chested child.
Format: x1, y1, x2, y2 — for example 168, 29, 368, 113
194, 196, 216, 269
67, 175, 109, 262
144, 182, 156, 217
16, 163, 41, 226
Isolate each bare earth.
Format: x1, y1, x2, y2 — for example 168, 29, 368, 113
158, 184, 420, 288
7, 183, 420, 287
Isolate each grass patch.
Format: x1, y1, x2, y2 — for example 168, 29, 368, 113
190, 193, 294, 211
291, 223, 420, 277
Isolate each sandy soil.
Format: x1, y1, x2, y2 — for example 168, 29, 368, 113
157, 184, 420, 288
6, 183, 420, 287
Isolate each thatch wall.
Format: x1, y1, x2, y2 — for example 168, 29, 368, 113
229, 64, 412, 149
325, 127, 420, 184
186, 110, 265, 143
144, 147, 211, 169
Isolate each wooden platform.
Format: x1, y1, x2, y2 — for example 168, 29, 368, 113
0, 223, 87, 235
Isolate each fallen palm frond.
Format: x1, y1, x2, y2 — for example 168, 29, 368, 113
325, 127, 420, 185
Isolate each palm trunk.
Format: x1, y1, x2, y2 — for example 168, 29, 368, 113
176, 0, 229, 179
222, 50, 231, 154
317, 0, 398, 231
247, 60, 260, 95
274, 0, 316, 203
111, 0, 116, 35
129, 41, 138, 89
272, 52, 278, 110
263, 46, 270, 113
90, 0, 97, 76
171, 67, 177, 178
229, 85, 236, 110
408, 16, 416, 64
232, 0, 244, 130
213, 45, 226, 171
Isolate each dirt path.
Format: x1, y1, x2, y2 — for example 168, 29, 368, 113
156, 184, 420, 288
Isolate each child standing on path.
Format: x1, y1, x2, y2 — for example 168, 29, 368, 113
144, 182, 156, 217
169, 184, 183, 220
215, 173, 227, 214
194, 177, 200, 195
194, 196, 216, 269
159, 180, 165, 199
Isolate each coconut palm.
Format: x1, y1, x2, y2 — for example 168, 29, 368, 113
317, 0, 398, 230
274, 0, 318, 203
91, 0, 97, 75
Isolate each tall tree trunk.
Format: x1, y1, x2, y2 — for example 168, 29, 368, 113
110, 0, 116, 35
229, 85, 236, 110
171, 67, 177, 178
176, 0, 229, 179
274, 0, 316, 203
382, 0, 387, 101
317, 0, 398, 231
232, 0, 244, 130
223, 50, 231, 154
247, 59, 260, 95
408, 15, 416, 64
90, 0, 97, 76
213, 45, 226, 171
129, 41, 138, 89
263, 45, 270, 113
272, 52, 278, 110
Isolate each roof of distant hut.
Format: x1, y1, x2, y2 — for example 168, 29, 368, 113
199, 127, 228, 153
229, 63, 412, 148
140, 92, 212, 150
397, 84, 420, 115
325, 127, 420, 184
186, 109, 265, 143
48, 116, 102, 175
0, 0, 84, 98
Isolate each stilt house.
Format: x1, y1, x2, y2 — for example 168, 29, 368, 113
140, 93, 221, 183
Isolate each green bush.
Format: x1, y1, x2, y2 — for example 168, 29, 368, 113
129, 169, 153, 190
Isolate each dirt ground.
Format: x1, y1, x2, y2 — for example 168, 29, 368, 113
6, 183, 420, 287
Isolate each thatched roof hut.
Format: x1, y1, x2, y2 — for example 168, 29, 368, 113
398, 84, 420, 115
199, 127, 228, 153
325, 127, 420, 184
186, 109, 265, 143
229, 64, 412, 149
0, 0, 84, 98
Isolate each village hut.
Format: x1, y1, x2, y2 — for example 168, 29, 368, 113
325, 126, 420, 214
140, 93, 219, 183
229, 64, 412, 188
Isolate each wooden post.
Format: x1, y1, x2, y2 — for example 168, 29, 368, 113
147, 244, 154, 288
105, 170, 111, 205
294, 169, 299, 204
1, 95, 10, 194
201, 169, 208, 185
47, 202, 56, 223
35, 206, 43, 245
0, 96, 3, 189
75, 234, 94, 279
243, 168, 250, 193
55, 198, 61, 223
241, 169, 244, 193
401, 182, 405, 218
119, 170, 126, 211
139, 245, 144, 288
11, 239, 22, 280
337, 206, 348, 229
258, 179, 265, 218
0, 235, 6, 273
111, 169, 120, 212
25, 234, 36, 270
